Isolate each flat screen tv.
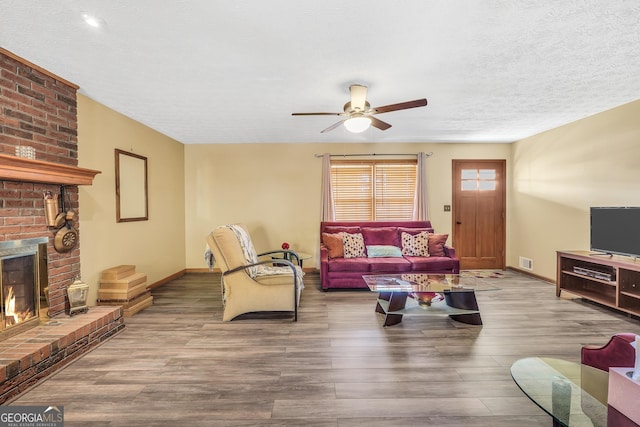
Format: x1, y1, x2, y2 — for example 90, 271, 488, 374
590, 207, 640, 258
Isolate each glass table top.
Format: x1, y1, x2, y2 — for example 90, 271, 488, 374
362, 273, 499, 293
510, 357, 606, 427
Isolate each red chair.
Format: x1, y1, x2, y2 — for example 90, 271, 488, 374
580, 333, 636, 405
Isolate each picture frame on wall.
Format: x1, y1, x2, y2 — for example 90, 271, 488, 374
115, 149, 148, 222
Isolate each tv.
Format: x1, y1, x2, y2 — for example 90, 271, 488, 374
590, 207, 640, 258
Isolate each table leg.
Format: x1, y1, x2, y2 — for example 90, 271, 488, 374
378, 291, 408, 326
445, 291, 482, 325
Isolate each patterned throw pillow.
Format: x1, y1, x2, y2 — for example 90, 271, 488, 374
342, 233, 366, 258
401, 231, 430, 257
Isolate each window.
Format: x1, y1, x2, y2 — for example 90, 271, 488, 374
331, 160, 417, 220
461, 168, 496, 191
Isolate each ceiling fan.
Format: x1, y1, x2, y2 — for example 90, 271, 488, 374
292, 84, 427, 133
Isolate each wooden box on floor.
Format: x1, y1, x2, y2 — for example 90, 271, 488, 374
98, 265, 153, 317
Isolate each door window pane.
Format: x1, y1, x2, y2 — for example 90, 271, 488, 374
461, 169, 477, 179
479, 180, 496, 191
479, 169, 496, 180
461, 180, 478, 191
461, 168, 497, 191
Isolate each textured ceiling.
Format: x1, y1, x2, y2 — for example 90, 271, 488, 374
1, 1, 639, 144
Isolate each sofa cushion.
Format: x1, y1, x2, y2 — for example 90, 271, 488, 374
322, 232, 344, 258
428, 233, 449, 257
401, 231, 430, 257
405, 256, 457, 271
368, 257, 412, 273
324, 226, 361, 234
362, 227, 399, 246
397, 227, 433, 236
343, 233, 366, 258
327, 257, 370, 273
366, 245, 403, 258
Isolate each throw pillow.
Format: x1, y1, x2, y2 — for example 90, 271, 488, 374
342, 233, 366, 258
322, 232, 344, 258
428, 233, 449, 257
366, 245, 403, 258
401, 231, 430, 257
362, 227, 399, 246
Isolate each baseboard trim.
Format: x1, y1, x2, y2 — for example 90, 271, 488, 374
187, 268, 217, 273
148, 269, 187, 289
507, 266, 555, 284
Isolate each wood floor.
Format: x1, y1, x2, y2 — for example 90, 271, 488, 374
9, 270, 640, 426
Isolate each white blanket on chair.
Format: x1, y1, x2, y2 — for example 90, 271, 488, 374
227, 224, 304, 288
204, 244, 214, 270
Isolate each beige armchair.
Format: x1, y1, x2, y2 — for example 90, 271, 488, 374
206, 224, 303, 321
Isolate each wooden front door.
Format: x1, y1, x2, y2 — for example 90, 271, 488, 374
452, 160, 506, 270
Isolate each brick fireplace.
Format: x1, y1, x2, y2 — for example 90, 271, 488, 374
0, 48, 125, 402
1, 47, 84, 317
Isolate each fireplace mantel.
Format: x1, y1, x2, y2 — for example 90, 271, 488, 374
0, 153, 101, 185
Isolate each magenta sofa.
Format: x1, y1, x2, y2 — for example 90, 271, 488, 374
320, 221, 460, 291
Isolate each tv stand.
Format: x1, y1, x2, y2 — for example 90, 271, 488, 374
557, 251, 640, 317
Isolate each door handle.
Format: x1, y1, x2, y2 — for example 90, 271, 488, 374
456, 221, 462, 225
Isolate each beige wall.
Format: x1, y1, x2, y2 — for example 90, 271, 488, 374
509, 100, 640, 281
185, 142, 511, 270
76, 93, 639, 287
77, 94, 186, 305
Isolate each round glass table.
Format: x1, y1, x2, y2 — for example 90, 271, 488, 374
510, 357, 606, 427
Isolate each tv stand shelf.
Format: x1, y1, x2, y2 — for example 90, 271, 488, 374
557, 251, 640, 317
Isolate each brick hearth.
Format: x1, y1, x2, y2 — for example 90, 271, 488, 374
0, 306, 124, 404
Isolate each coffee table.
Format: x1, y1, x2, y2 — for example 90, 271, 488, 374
510, 357, 606, 427
363, 273, 497, 327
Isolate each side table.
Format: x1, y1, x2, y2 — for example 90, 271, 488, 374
273, 251, 311, 269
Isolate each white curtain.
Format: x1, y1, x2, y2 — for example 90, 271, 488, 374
321, 153, 335, 221
412, 152, 429, 220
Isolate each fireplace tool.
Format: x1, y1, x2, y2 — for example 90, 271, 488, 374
53, 186, 79, 253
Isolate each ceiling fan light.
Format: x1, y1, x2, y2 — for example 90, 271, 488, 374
344, 116, 371, 133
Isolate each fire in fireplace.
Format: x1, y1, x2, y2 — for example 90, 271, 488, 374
0, 237, 48, 339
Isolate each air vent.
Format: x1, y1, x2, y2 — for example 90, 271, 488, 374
519, 256, 533, 270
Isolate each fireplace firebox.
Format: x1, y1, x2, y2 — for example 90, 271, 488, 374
0, 237, 48, 340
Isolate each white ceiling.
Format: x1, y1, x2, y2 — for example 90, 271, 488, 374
1, 1, 639, 145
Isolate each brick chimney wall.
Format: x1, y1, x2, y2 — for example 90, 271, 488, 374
0, 49, 81, 317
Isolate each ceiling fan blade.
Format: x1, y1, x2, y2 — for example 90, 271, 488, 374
349, 84, 368, 111
369, 116, 392, 131
371, 98, 428, 114
320, 120, 346, 133
292, 112, 342, 116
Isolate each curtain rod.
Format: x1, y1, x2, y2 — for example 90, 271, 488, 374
314, 152, 433, 158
